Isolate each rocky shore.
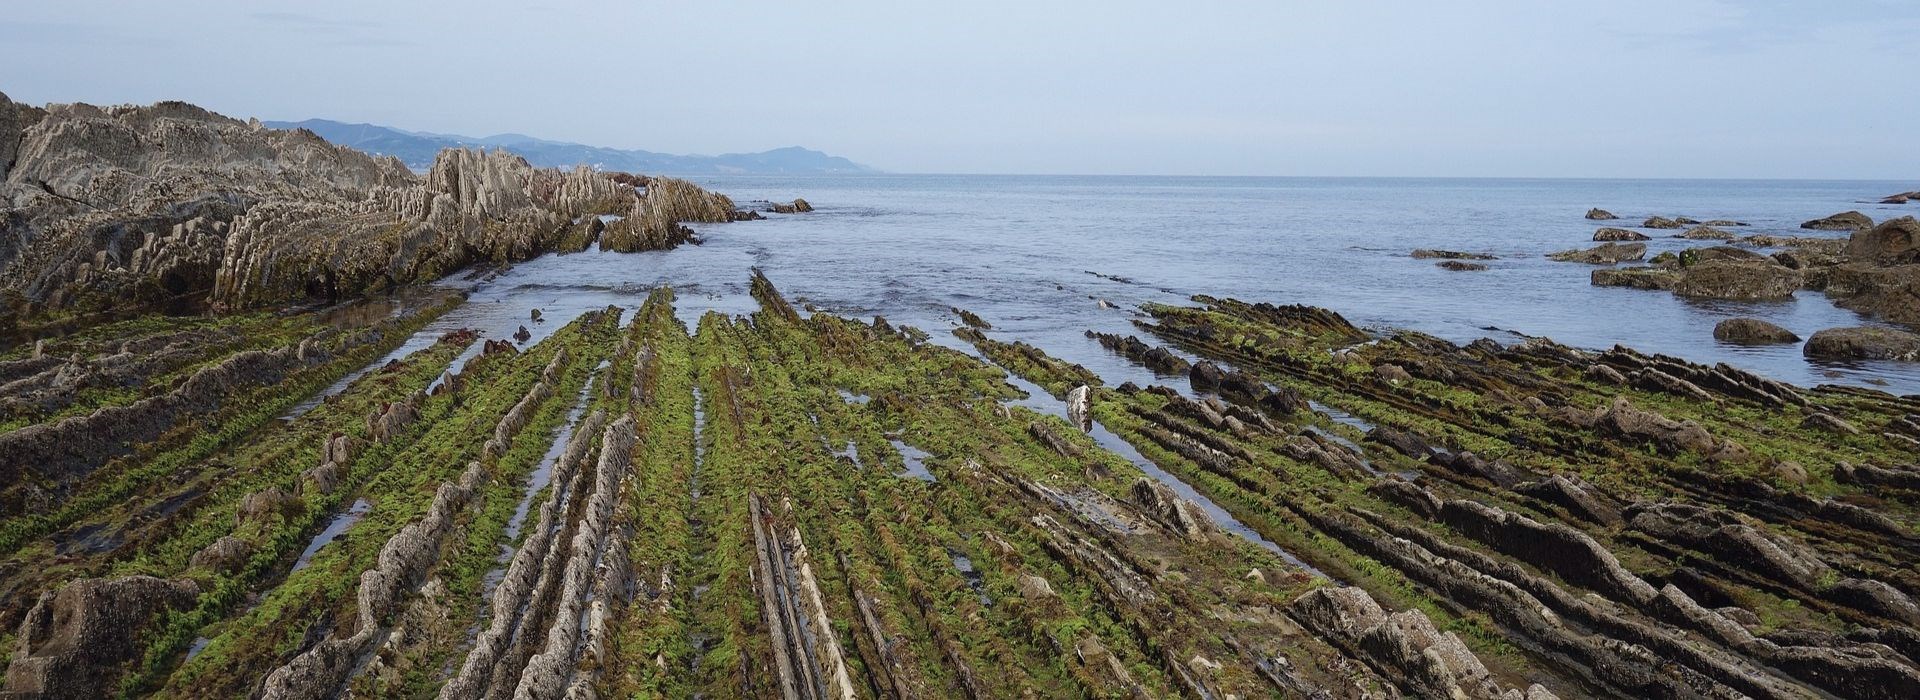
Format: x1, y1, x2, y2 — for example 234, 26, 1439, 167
0, 271, 1914, 698
0, 93, 1916, 698
0, 93, 785, 337
1555, 204, 1920, 358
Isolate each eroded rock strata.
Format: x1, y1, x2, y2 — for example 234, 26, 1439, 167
0, 94, 771, 335
0, 268, 1916, 698
1, 93, 1916, 698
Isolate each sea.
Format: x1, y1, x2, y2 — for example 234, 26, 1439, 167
371, 175, 1920, 395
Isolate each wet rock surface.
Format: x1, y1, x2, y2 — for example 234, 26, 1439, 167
3, 93, 1920, 699
1714, 317, 1801, 344
1547, 241, 1645, 264
1802, 210, 1874, 231
1591, 226, 1647, 241
0, 97, 764, 333
1804, 326, 1920, 361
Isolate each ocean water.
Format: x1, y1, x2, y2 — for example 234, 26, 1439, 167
392, 175, 1920, 395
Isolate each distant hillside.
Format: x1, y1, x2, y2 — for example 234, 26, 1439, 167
263, 118, 874, 174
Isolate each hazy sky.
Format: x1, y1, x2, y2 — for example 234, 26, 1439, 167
4, 1, 1917, 178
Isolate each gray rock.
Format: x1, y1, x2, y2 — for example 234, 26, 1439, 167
1673, 261, 1801, 301
1804, 326, 1920, 361
2, 576, 200, 699
1801, 210, 1873, 231
1845, 216, 1919, 265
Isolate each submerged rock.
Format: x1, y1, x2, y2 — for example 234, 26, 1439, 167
1677, 225, 1734, 241
1713, 318, 1800, 345
1803, 327, 1920, 361
1592, 227, 1648, 241
1548, 242, 1645, 264
1411, 249, 1496, 260
1436, 260, 1487, 271
1642, 216, 1684, 229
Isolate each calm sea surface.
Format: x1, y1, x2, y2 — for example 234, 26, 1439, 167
395, 176, 1920, 394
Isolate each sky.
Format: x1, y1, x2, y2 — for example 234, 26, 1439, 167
2, 1, 1917, 178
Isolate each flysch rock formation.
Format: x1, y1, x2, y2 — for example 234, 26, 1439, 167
0, 93, 779, 333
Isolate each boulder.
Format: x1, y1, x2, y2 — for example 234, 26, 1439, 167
190, 535, 254, 573
235, 486, 298, 526
1065, 384, 1091, 432
1824, 263, 1920, 325
1642, 216, 1683, 229
1548, 242, 1645, 264
1288, 586, 1532, 699
1701, 219, 1748, 227
1592, 227, 1648, 241
1585, 208, 1618, 220
1575, 397, 1747, 461
1374, 363, 1414, 384
1803, 327, 1920, 361
1801, 210, 1873, 231
1712, 318, 1799, 345
1436, 260, 1486, 271
1672, 261, 1801, 301
1130, 478, 1217, 539
1844, 216, 1920, 265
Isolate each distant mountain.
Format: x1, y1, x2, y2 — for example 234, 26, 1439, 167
262, 118, 874, 175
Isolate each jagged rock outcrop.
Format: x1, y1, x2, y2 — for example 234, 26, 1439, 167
1129, 478, 1217, 540
1563, 396, 1749, 461
258, 462, 487, 700
0, 342, 324, 498
439, 411, 605, 700
511, 418, 637, 700
1084, 331, 1190, 375
599, 175, 743, 253
1288, 586, 1552, 700
0, 97, 751, 326
1, 575, 200, 699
